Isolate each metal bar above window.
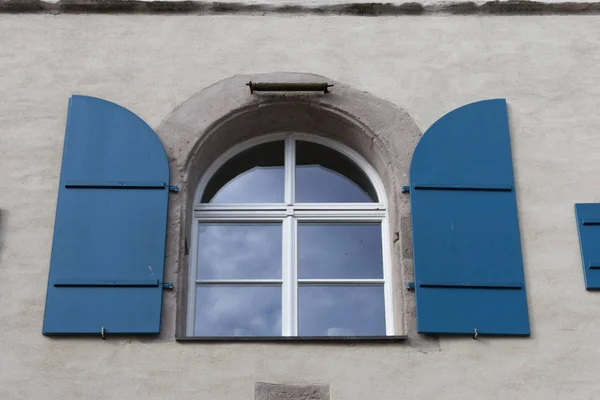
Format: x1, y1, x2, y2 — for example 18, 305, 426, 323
247, 81, 333, 94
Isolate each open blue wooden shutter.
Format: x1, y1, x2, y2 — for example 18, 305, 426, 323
575, 203, 600, 290
43, 95, 170, 336
409, 99, 529, 336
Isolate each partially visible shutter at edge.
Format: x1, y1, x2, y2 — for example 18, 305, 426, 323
575, 203, 600, 290
409, 99, 530, 336
43, 95, 170, 336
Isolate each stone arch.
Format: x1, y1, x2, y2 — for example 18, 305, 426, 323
156, 72, 422, 338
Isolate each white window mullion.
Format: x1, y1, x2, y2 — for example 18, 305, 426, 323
293, 203, 386, 211
381, 217, 395, 336
194, 211, 286, 220
297, 279, 385, 284
186, 219, 199, 336
194, 204, 287, 212
294, 211, 386, 220
284, 135, 295, 206
290, 217, 298, 335
281, 216, 296, 336
195, 279, 282, 284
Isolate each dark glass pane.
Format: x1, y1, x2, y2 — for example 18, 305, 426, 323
194, 285, 281, 336
299, 285, 385, 336
202, 141, 284, 203
298, 223, 383, 279
197, 223, 282, 280
295, 141, 377, 203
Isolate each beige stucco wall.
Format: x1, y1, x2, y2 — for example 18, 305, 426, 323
1, 14, 600, 400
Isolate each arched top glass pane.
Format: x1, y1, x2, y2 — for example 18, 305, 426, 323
295, 141, 377, 203
202, 141, 284, 203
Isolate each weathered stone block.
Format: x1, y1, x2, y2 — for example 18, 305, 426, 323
255, 382, 330, 400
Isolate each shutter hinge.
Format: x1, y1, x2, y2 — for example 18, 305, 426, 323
168, 185, 179, 193
401, 186, 410, 193
417, 281, 522, 289
65, 181, 165, 189
162, 282, 174, 290
407, 281, 415, 290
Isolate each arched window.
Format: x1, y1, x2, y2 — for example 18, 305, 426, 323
187, 133, 393, 337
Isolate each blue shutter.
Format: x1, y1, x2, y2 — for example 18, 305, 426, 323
574, 203, 600, 290
409, 99, 530, 336
42, 96, 170, 336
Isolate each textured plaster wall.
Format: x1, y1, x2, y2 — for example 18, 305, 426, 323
1, 14, 600, 400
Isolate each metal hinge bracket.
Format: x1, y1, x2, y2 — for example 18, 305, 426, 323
162, 282, 174, 290
168, 185, 179, 193
401, 185, 410, 193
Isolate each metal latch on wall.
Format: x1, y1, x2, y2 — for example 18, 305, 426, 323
246, 81, 334, 94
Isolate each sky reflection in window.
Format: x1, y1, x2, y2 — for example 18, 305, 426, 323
202, 141, 284, 203
299, 285, 385, 336
298, 223, 383, 279
194, 285, 282, 336
296, 141, 377, 203
197, 223, 282, 280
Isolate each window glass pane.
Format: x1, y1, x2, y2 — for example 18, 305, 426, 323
197, 223, 282, 280
298, 223, 383, 279
295, 141, 377, 203
299, 285, 385, 336
202, 141, 284, 203
194, 285, 281, 336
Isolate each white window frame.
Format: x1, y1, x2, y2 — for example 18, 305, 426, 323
186, 132, 394, 337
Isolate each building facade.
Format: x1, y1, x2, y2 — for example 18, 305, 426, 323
1, 6, 600, 399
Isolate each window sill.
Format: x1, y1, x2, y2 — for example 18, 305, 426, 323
176, 335, 407, 343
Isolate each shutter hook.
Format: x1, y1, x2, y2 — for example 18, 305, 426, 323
101, 326, 106, 340
473, 328, 478, 340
